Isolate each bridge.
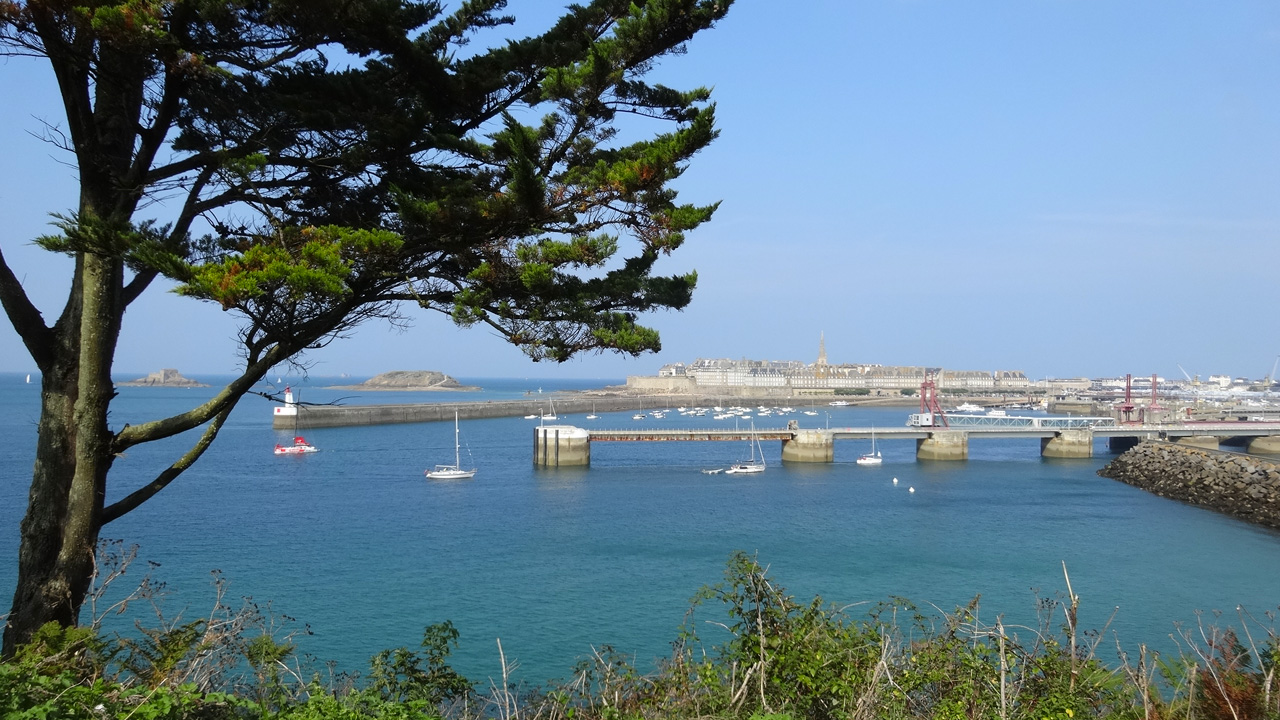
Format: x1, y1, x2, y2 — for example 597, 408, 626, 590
533, 421, 1280, 466
913, 413, 1118, 429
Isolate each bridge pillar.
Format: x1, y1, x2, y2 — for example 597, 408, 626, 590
781, 430, 833, 463
917, 431, 968, 461
534, 425, 590, 467
1248, 436, 1280, 454
1176, 435, 1220, 451
1041, 429, 1093, 458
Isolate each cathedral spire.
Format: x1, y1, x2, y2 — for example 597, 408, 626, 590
817, 332, 827, 366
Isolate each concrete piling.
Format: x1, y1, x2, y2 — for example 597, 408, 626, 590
781, 430, 834, 463
1176, 435, 1221, 451
1041, 429, 1094, 458
534, 425, 591, 467
916, 431, 969, 461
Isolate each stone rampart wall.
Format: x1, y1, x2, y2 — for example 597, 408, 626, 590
625, 375, 697, 393
1098, 441, 1280, 530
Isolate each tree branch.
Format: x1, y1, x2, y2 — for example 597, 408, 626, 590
121, 270, 158, 307
112, 346, 284, 451
102, 403, 235, 524
0, 245, 55, 369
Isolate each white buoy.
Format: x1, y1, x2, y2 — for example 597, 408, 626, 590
892, 477, 898, 485
908, 487, 915, 493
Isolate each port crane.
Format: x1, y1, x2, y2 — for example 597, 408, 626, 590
1177, 364, 1202, 404
1176, 364, 1199, 387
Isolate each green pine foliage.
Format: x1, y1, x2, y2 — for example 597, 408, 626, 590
87, 0, 736, 364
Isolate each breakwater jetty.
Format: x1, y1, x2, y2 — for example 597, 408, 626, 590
272, 392, 841, 429
275, 396, 624, 429
1099, 441, 1280, 530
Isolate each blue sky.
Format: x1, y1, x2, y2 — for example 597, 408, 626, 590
2, 1, 1278, 381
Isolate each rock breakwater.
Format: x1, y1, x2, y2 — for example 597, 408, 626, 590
1099, 441, 1280, 530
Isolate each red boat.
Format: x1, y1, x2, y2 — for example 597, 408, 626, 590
274, 436, 318, 455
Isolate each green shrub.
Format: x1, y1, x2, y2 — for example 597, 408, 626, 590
6, 555, 1280, 720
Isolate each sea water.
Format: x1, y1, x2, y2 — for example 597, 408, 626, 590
2, 373, 1278, 685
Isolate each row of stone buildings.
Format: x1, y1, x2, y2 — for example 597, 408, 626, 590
646, 358, 1029, 393
630, 337, 1031, 395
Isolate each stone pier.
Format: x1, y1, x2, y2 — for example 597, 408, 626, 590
1176, 435, 1220, 450
916, 431, 969, 461
534, 425, 591, 467
1248, 436, 1280, 454
781, 429, 834, 463
1041, 429, 1093, 458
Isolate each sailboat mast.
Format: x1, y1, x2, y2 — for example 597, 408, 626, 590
454, 411, 461, 467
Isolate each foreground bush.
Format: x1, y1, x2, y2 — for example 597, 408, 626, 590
3, 551, 1278, 719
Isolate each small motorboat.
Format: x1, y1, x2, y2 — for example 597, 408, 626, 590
275, 436, 318, 455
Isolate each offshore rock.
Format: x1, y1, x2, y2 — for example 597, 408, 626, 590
1099, 441, 1280, 530
329, 371, 480, 392
119, 368, 209, 387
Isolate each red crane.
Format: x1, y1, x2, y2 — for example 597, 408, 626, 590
1148, 373, 1164, 413
1118, 373, 1136, 423
920, 372, 949, 428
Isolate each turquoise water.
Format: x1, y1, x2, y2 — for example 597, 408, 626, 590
2, 373, 1278, 684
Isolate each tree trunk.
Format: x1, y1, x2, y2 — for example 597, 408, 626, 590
2, 253, 121, 656
3, 360, 79, 654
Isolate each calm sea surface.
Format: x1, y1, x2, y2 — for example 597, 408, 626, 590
2, 372, 1278, 684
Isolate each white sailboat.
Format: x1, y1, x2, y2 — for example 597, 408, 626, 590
856, 427, 883, 466
586, 402, 599, 420
426, 411, 476, 479
540, 400, 558, 421
725, 423, 766, 474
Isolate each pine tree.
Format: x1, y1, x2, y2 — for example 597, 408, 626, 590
0, 0, 732, 654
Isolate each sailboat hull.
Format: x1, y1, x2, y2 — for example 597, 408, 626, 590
425, 466, 476, 479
